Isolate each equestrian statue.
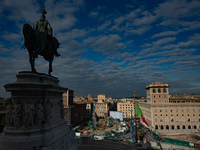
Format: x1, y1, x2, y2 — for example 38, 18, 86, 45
22, 6, 60, 76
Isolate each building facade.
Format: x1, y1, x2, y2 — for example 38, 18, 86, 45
94, 94, 108, 118
63, 90, 89, 127
139, 82, 200, 133
98, 94, 105, 102
117, 100, 135, 119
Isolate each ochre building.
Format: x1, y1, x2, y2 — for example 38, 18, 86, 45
117, 100, 135, 119
94, 94, 108, 118
139, 82, 200, 133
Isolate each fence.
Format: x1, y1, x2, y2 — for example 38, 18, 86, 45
152, 132, 194, 148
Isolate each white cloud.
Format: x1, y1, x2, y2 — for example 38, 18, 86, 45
152, 30, 180, 38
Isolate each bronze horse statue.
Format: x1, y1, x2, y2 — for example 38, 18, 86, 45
22, 23, 60, 76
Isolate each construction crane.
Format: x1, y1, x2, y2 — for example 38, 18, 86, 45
92, 105, 96, 129
97, 106, 110, 129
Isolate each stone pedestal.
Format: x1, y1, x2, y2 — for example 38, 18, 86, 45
0, 71, 79, 150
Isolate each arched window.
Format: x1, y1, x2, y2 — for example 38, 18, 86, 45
188, 125, 191, 129
183, 125, 185, 129
160, 125, 164, 130
171, 125, 174, 130
194, 125, 197, 129
193, 117, 196, 122
153, 89, 156, 93
166, 125, 169, 130
158, 88, 161, 93
165, 117, 169, 122
177, 125, 180, 129
155, 125, 158, 130
176, 117, 180, 122
163, 88, 166, 93
155, 118, 158, 122
182, 117, 185, 122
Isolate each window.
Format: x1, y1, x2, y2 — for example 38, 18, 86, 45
164, 100, 167, 103
154, 95, 156, 98
182, 109, 184, 112
187, 109, 189, 112
193, 117, 196, 122
155, 125, 158, 129
171, 118, 174, 122
159, 100, 161, 103
176, 117, 180, 122
171, 125, 174, 130
160, 118, 163, 122
158, 88, 161, 93
176, 109, 178, 112
183, 125, 185, 129
160, 125, 163, 130
188, 118, 190, 122
163, 88, 166, 93
182, 117, 185, 122
155, 118, 158, 122
188, 125, 191, 129
165, 109, 167, 112
193, 109, 195, 112
160, 109, 162, 112
170, 109, 173, 112
166, 125, 169, 130
165, 117, 169, 122
153, 89, 156, 93
177, 125, 180, 129
155, 109, 157, 112
194, 125, 197, 129
154, 100, 156, 103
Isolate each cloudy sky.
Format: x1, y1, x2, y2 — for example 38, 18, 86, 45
0, 0, 200, 98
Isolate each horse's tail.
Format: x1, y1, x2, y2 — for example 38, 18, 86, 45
22, 24, 33, 49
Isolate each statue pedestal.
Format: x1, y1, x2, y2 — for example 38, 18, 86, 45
0, 71, 79, 150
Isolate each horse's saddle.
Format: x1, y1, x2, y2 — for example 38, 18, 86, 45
32, 30, 53, 56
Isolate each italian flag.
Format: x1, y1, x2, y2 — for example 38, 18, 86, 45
135, 102, 148, 126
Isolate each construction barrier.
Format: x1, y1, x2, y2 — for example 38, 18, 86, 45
152, 132, 194, 149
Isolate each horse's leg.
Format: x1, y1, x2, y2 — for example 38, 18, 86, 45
48, 57, 53, 76
32, 55, 37, 73
29, 50, 36, 73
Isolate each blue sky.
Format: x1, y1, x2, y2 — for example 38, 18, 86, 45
0, 0, 200, 98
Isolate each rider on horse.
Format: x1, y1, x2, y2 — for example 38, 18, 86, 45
33, 6, 60, 57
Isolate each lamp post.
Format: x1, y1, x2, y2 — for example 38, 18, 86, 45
134, 91, 138, 143
130, 110, 134, 143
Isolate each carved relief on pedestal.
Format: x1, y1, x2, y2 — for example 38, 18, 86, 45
45, 99, 52, 124
12, 104, 21, 128
6, 104, 13, 127
36, 100, 44, 126
23, 104, 35, 127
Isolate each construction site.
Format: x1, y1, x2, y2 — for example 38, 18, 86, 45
74, 105, 145, 145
